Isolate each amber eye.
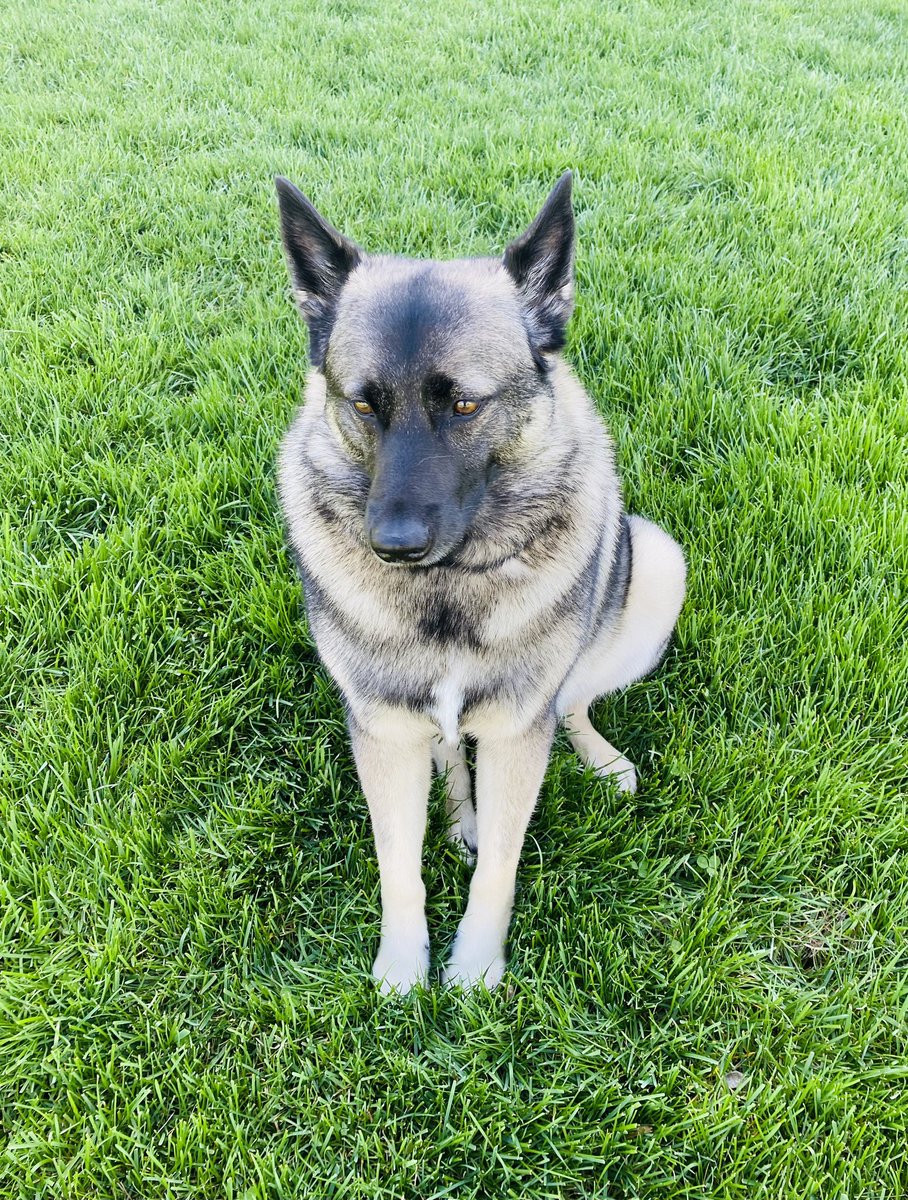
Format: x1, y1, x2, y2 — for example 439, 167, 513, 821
453, 399, 479, 416
352, 400, 374, 416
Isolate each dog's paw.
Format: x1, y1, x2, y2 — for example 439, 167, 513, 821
442, 941, 506, 991
599, 757, 637, 794
446, 801, 478, 866
372, 933, 430, 995
567, 724, 638, 794
583, 752, 637, 793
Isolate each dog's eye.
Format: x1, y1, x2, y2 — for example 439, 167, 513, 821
352, 400, 374, 416
453, 399, 479, 416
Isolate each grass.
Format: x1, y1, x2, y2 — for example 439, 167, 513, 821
2, 0, 907, 1194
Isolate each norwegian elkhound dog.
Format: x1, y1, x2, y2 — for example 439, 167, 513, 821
274, 171, 686, 992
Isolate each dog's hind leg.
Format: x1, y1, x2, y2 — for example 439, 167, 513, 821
432, 739, 477, 864
562, 710, 638, 793
558, 516, 686, 793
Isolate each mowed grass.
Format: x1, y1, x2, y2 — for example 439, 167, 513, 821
2, 0, 907, 1194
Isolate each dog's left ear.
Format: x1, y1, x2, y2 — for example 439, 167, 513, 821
503, 171, 575, 359
275, 177, 362, 367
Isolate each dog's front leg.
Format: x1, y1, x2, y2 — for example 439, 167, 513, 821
443, 716, 555, 989
350, 717, 432, 994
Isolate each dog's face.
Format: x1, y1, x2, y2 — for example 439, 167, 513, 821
276, 174, 575, 566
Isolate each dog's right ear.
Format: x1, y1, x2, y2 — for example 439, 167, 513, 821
275, 177, 362, 367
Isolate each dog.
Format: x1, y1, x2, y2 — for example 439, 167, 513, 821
274, 171, 686, 992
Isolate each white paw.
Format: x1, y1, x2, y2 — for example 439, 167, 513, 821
580, 751, 637, 793
598, 757, 637, 794
442, 941, 506, 991
446, 802, 478, 865
372, 932, 429, 995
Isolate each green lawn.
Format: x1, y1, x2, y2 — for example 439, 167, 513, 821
2, 0, 907, 1194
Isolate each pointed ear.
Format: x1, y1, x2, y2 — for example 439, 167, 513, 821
275, 177, 362, 367
502, 171, 575, 358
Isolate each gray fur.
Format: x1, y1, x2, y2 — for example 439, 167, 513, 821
275, 174, 687, 991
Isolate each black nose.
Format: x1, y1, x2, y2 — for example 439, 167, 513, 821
368, 517, 433, 563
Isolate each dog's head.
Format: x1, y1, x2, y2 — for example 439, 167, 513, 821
276, 173, 575, 566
